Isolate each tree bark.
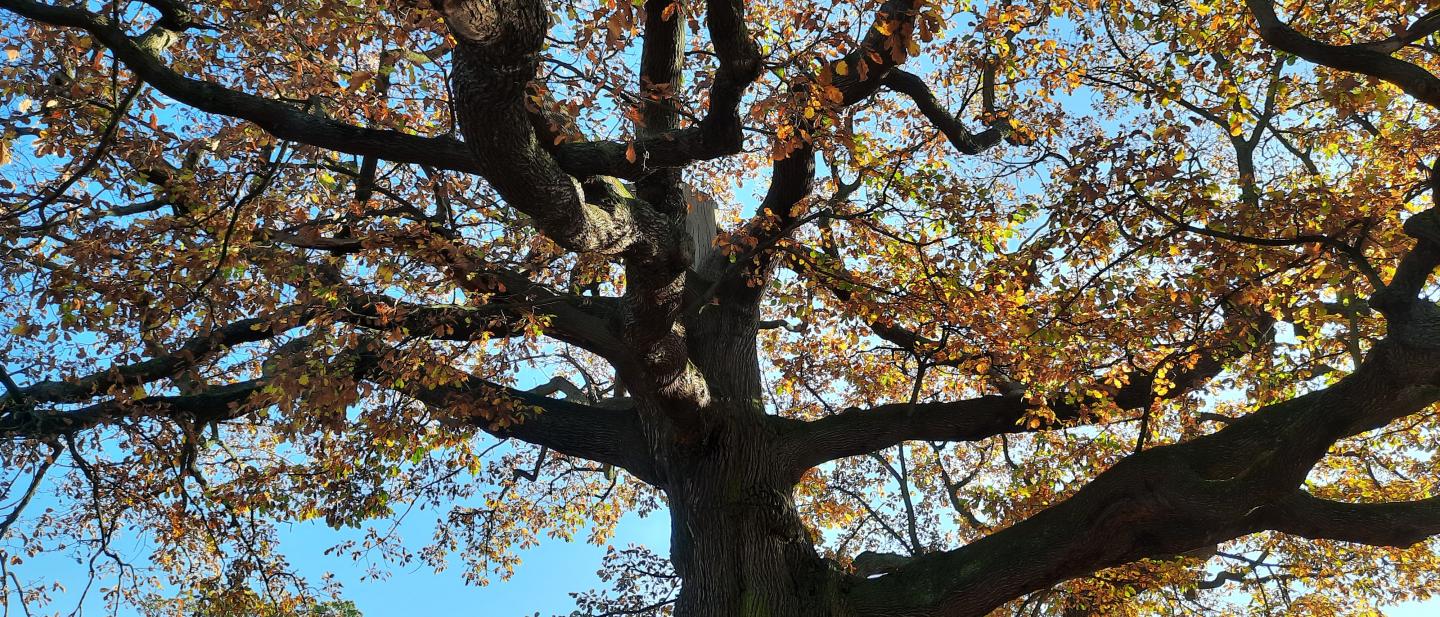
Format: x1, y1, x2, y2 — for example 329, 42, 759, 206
658, 409, 843, 617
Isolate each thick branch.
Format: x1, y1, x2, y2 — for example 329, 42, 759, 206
844, 338, 1440, 616
444, 7, 644, 255
699, 0, 762, 151
1246, 0, 1440, 108
782, 304, 1273, 470
1252, 491, 1440, 548
356, 344, 657, 482
843, 188, 1440, 615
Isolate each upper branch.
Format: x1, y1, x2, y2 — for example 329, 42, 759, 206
698, 0, 763, 151
0, 0, 730, 181
436, 0, 686, 263
702, 0, 927, 299
1245, 0, 1440, 108
0, 0, 482, 172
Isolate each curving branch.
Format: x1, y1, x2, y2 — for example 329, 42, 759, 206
703, 0, 927, 298
881, 69, 1011, 156
0, 310, 309, 409
1245, 0, 1440, 108
439, 0, 667, 257
0, 378, 269, 439
698, 0, 763, 151
1, 336, 656, 483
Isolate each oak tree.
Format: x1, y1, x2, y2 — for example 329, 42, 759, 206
3, 0, 1440, 615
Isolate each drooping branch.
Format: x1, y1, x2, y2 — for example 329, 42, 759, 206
1, 310, 309, 408
0, 443, 61, 538
0, 378, 269, 439
2, 334, 657, 483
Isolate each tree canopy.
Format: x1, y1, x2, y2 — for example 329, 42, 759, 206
3, 0, 1440, 615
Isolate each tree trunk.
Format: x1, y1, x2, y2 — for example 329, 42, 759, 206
661, 411, 844, 617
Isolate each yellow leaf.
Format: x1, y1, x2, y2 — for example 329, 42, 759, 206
835, 61, 848, 76
131, 386, 147, 400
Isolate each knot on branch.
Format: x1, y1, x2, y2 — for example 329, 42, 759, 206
852, 551, 910, 577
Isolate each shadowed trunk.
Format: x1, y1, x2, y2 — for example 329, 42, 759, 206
660, 410, 842, 617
